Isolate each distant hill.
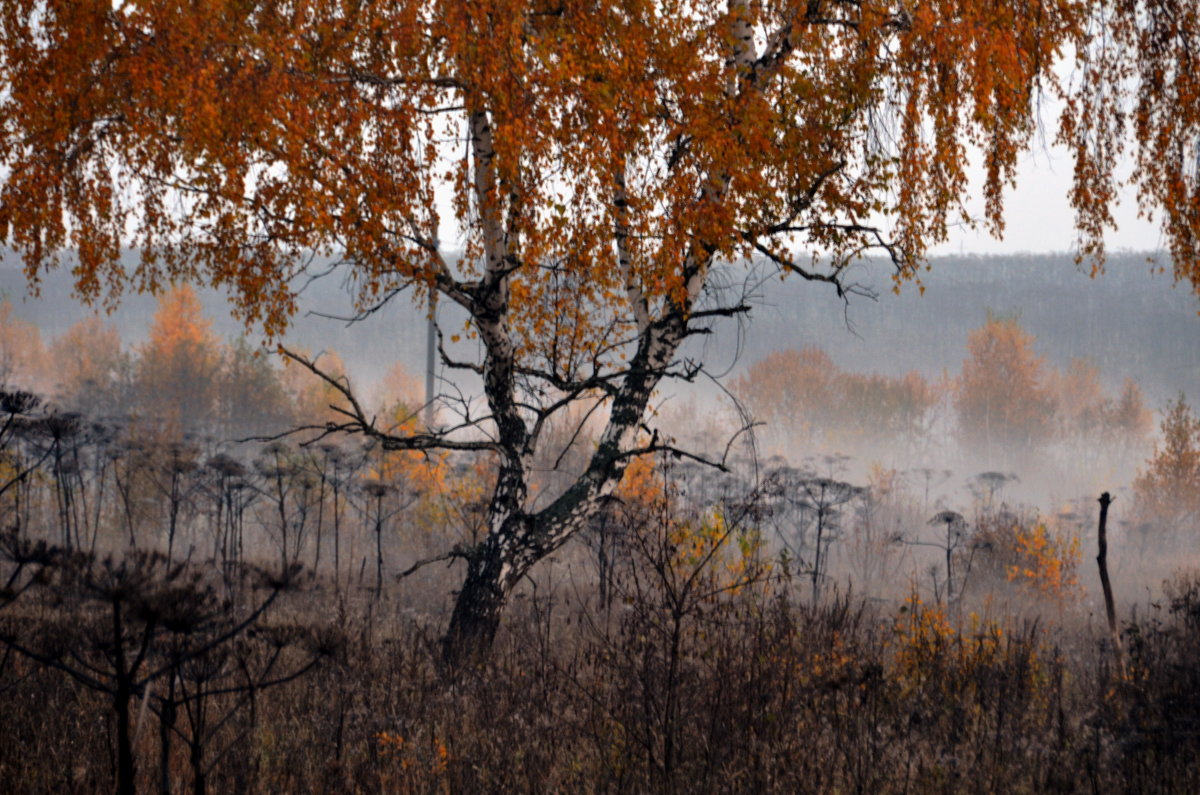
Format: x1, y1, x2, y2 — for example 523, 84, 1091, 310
3, 250, 1197, 407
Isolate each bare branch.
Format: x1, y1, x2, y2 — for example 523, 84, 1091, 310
272, 348, 499, 454
395, 546, 472, 579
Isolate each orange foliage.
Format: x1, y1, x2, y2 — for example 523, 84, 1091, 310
1107, 378, 1154, 450
955, 313, 1054, 458
4, 0, 1199, 344
367, 368, 447, 502
376, 731, 451, 790
49, 316, 124, 397
734, 347, 936, 452
733, 347, 835, 447
1046, 361, 1152, 454
366, 391, 500, 544
666, 508, 767, 596
6, 0, 1200, 655
891, 595, 959, 685
955, 316, 1152, 474
136, 284, 223, 432
145, 284, 217, 360
613, 452, 665, 515
0, 298, 45, 391
1005, 523, 1083, 601
1048, 358, 1108, 438
374, 363, 425, 419
370, 404, 448, 495
279, 349, 352, 427
1133, 395, 1200, 527
890, 594, 1044, 701
966, 510, 1083, 606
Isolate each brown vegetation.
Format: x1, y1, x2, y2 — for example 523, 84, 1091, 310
733, 347, 937, 457
6, 0, 1200, 666
6, 483, 1200, 793
0, 263, 1195, 794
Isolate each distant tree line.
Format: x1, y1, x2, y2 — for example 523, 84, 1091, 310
734, 311, 1154, 475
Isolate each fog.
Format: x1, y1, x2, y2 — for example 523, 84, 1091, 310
7, 246, 1200, 794
3, 247, 1199, 612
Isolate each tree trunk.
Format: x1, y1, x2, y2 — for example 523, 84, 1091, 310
112, 599, 136, 795
190, 742, 205, 795
1096, 491, 1126, 678
441, 549, 507, 670
115, 682, 136, 795
159, 680, 176, 795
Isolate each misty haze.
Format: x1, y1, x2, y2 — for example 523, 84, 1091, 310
4, 245, 1200, 790
6, 1, 1200, 792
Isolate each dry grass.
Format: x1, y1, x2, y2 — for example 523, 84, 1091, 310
5, 530, 1200, 794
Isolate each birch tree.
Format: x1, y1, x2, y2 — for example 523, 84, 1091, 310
3, 0, 1199, 665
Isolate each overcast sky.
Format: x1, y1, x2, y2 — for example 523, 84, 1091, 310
430, 130, 1164, 260
932, 130, 1163, 257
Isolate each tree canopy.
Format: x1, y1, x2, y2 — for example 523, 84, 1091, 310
3, 0, 1199, 663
